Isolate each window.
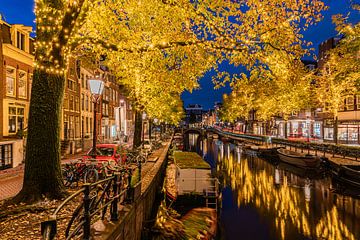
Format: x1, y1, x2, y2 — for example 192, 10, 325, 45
18, 70, 27, 98
85, 95, 89, 111
8, 106, 24, 133
75, 97, 79, 111
0, 144, 13, 170
6, 67, 16, 96
75, 116, 80, 138
81, 94, 84, 110
356, 95, 360, 110
70, 96, 74, 110
346, 96, 354, 111
16, 32, 25, 51
86, 117, 89, 133
29, 74, 33, 95
81, 73, 85, 88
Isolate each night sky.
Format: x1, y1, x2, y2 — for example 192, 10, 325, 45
0, 0, 359, 109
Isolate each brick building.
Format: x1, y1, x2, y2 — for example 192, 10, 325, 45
0, 18, 34, 169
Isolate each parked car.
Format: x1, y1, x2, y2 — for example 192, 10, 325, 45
82, 144, 127, 164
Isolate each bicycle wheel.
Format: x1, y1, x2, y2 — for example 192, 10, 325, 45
63, 169, 75, 187
84, 169, 99, 183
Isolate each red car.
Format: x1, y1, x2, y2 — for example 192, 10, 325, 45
82, 144, 127, 164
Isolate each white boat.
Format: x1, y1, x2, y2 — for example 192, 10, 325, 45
277, 148, 320, 168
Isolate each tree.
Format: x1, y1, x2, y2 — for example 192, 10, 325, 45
220, 57, 314, 127
18, 0, 326, 202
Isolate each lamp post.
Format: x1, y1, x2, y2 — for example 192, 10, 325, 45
88, 75, 105, 158
154, 118, 158, 141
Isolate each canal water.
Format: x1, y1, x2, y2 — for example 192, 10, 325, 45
184, 133, 360, 240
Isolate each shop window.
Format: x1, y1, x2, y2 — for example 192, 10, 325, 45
346, 96, 354, 111
18, 70, 27, 98
6, 67, 16, 96
324, 127, 334, 140
314, 123, 321, 138
8, 106, 24, 134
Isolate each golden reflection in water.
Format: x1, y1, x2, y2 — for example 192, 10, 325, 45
219, 146, 356, 240
315, 206, 355, 240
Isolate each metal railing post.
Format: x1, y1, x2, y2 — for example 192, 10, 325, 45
111, 174, 120, 221
138, 160, 142, 182
83, 184, 91, 240
41, 218, 57, 240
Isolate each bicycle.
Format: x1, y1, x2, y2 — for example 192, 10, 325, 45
62, 159, 99, 187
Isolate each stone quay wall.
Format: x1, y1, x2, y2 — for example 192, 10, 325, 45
96, 142, 170, 240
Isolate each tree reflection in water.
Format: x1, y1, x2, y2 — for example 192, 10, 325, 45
216, 141, 359, 240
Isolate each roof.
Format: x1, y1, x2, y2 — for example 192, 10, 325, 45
174, 151, 210, 169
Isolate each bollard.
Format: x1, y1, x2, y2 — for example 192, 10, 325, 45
83, 184, 91, 240
111, 174, 120, 221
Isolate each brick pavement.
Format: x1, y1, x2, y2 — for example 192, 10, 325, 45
0, 139, 135, 201
0, 154, 85, 201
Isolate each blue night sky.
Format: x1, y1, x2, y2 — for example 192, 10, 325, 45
0, 0, 359, 109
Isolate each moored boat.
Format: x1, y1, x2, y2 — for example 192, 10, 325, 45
332, 165, 360, 188
277, 148, 320, 168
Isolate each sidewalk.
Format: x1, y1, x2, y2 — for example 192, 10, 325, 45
0, 152, 86, 201
0, 139, 135, 201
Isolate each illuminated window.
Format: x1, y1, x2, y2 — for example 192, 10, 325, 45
8, 106, 24, 133
18, 70, 27, 98
6, 67, 16, 96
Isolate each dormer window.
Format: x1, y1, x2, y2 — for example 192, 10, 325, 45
16, 31, 25, 51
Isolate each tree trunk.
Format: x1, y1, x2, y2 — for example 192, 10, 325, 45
14, 69, 66, 203
334, 116, 338, 145
133, 111, 142, 149
148, 119, 152, 141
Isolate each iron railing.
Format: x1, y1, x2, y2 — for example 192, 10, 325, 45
41, 164, 142, 240
214, 128, 360, 161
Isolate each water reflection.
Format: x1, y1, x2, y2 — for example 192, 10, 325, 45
185, 134, 360, 240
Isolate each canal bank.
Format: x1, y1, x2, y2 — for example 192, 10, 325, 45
95, 142, 170, 240
184, 132, 360, 240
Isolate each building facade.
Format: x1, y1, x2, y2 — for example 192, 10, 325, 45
318, 37, 360, 144
0, 18, 34, 169
185, 104, 203, 126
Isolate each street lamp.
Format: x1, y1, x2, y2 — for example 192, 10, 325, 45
88, 74, 105, 158
154, 118, 158, 140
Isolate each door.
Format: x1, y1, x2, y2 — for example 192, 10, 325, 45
0, 144, 13, 170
